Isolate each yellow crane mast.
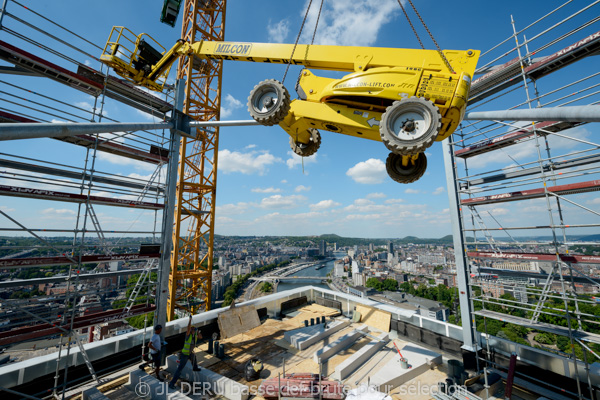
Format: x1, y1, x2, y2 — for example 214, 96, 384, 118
167, 0, 225, 320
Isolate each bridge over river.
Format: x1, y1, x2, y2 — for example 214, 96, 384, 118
249, 275, 326, 282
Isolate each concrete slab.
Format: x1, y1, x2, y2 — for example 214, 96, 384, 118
346, 385, 392, 400
369, 343, 441, 392
284, 319, 351, 350
283, 323, 325, 347
273, 338, 300, 354
165, 355, 249, 400
332, 332, 389, 381
82, 387, 109, 400
313, 324, 368, 364
127, 369, 191, 400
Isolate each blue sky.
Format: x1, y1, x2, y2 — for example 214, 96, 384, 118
0, 0, 598, 239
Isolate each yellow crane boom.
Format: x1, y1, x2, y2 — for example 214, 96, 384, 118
101, 26, 479, 186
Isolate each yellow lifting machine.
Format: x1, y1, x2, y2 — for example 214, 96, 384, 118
100, 27, 479, 183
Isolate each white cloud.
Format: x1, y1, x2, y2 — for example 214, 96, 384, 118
221, 94, 243, 118
74, 100, 108, 118
41, 208, 76, 216
405, 188, 421, 194
127, 172, 154, 181
245, 144, 257, 149
219, 149, 282, 175
385, 198, 404, 204
281, 179, 288, 184
301, 0, 398, 46
213, 192, 453, 237
252, 187, 281, 193
267, 19, 290, 43
97, 152, 157, 172
0, 206, 15, 212
367, 192, 386, 199
286, 151, 318, 169
75, 101, 94, 111
432, 187, 445, 195
587, 198, 600, 205
97, 131, 126, 144
216, 202, 250, 215
259, 194, 307, 209
346, 158, 386, 184
84, 60, 92, 66
490, 207, 509, 216
295, 185, 311, 192
354, 198, 374, 206
310, 200, 341, 210
136, 109, 162, 121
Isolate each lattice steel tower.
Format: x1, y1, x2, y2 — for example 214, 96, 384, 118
167, 0, 226, 320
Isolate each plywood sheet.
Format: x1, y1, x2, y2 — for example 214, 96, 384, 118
355, 304, 391, 332
217, 304, 260, 339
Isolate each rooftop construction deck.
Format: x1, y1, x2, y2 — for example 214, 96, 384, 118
55, 288, 578, 400
78, 302, 471, 400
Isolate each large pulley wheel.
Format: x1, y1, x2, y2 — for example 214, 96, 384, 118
289, 128, 321, 157
247, 79, 291, 126
385, 152, 427, 184
380, 97, 441, 155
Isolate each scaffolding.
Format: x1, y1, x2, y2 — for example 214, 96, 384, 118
0, 0, 174, 397
446, 2, 600, 399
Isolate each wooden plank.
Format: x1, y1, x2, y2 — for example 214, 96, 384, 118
217, 304, 260, 339
355, 304, 391, 332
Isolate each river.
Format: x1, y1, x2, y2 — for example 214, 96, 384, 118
276, 252, 346, 292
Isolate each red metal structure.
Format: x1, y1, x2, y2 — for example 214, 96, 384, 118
260, 374, 344, 400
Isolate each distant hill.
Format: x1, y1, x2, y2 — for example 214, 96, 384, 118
577, 234, 600, 242
316, 234, 457, 246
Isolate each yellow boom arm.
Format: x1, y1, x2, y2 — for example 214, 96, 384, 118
100, 27, 478, 92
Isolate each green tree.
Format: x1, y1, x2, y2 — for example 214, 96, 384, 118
260, 282, 273, 293
126, 312, 154, 329
366, 277, 383, 291
382, 279, 398, 291
533, 333, 556, 345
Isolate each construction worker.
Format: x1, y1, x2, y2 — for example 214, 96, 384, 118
168, 316, 201, 389
148, 324, 163, 380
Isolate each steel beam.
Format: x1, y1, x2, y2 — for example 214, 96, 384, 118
464, 105, 600, 122
0, 267, 158, 289
189, 119, 259, 127
0, 122, 173, 141
0, 158, 164, 192
465, 154, 600, 186
155, 80, 183, 336
442, 137, 477, 351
